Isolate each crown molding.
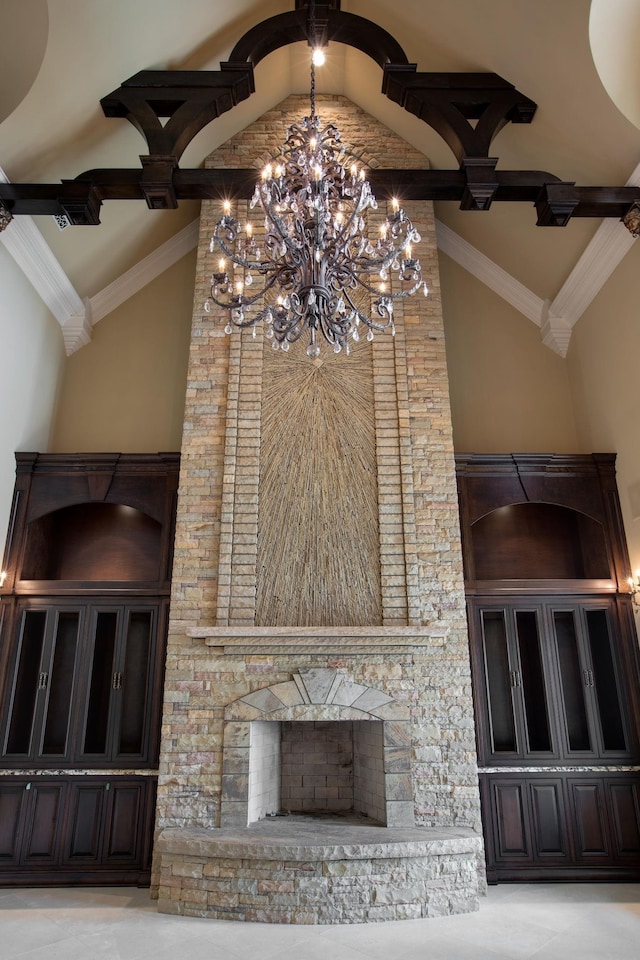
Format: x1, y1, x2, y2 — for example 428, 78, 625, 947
542, 160, 640, 353
0, 165, 91, 356
435, 219, 544, 326
541, 301, 573, 358
89, 219, 199, 324
550, 218, 635, 327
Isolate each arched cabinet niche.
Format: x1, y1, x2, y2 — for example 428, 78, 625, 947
470, 502, 610, 583
21, 502, 162, 584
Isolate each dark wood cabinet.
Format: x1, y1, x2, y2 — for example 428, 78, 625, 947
0, 453, 179, 887
481, 773, 640, 881
0, 776, 155, 884
457, 454, 640, 883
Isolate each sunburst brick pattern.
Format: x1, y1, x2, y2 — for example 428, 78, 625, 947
257, 338, 381, 626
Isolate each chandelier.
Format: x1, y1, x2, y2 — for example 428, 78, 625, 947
205, 50, 428, 359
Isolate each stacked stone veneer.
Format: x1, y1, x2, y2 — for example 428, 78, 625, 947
154, 96, 484, 920
156, 824, 482, 923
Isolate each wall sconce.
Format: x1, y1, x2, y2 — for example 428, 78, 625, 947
627, 571, 640, 605
0, 570, 6, 588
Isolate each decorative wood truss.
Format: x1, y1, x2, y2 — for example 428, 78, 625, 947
2, 0, 639, 230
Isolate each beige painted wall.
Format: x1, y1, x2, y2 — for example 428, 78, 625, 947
50, 245, 584, 460
51, 250, 195, 454
567, 237, 640, 574
0, 244, 66, 548
440, 252, 581, 455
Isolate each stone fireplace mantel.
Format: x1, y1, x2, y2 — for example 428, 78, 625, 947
190, 624, 449, 654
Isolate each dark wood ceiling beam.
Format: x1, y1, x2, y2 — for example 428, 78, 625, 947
382, 67, 537, 164
100, 65, 255, 161
2, 171, 638, 225
228, 6, 409, 69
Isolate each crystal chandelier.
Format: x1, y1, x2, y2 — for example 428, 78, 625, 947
205, 50, 428, 359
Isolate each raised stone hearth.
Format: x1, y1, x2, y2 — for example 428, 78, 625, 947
157, 821, 482, 923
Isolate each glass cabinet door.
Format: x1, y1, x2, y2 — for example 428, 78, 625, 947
2, 606, 83, 762
481, 610, 518, 754
584, 608, 627, 753
81, 609, 119, 757
549, 604, 629, 759
40, 610, 83, 757
473, 599, 634, 765
114, 608, 154, 760
551, 609, 593, 754
79, 604, 157, 764
478, 606, 554, 761
513, 610, 552, 754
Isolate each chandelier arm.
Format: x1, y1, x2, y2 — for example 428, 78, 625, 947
259, 198, 305, 259
229, 306, 274, 330
340, 288, 390, 333
330, 195, 367, 251
272, 298, 311, 345
208, 271, 282, 310
348, 247, 399, 272
350, 272, 426, 300
213, 229, 272, 273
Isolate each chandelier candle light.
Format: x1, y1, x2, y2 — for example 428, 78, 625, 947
205, 49, 428, 358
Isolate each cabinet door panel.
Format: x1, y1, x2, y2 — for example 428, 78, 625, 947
40, 611, 81, 757
21, 783, 64, 863
0, 784, 25, 861
81, 610, 119, 757
584, 610, 627, 753
530, 781, 567, 857
104, 783, 142, 862
4, 611, 47, 757
553, 611, 592, 753
608, 781, 640, 856
66, 783, 104, 861
570, 781, 610, 859
481, 611, 517, 754
492, 781, 530, 859
116, 610, 153, 758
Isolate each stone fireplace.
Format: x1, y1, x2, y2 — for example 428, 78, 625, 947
219, 666, 414, 828
153, 97, 485, 923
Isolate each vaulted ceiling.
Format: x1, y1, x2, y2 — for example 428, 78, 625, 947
1, 0, 639, 356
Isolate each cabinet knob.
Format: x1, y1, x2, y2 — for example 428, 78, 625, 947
38, 672, 48, 690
